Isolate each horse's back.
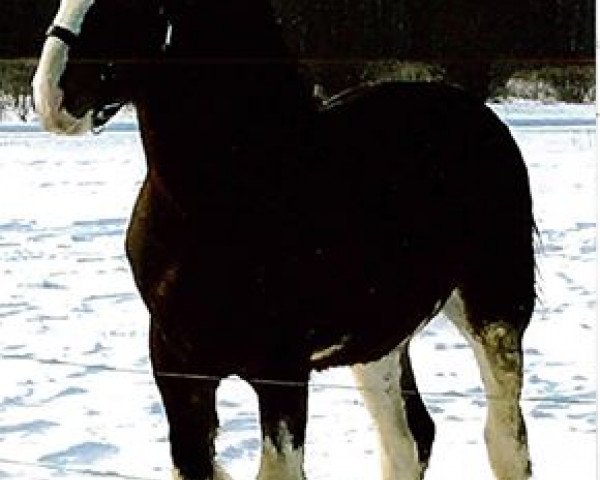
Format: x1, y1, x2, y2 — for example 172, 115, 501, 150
317, 81, 532, 241
310, 82, 529, 247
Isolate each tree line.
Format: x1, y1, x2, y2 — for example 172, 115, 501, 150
0, 60, 593, 124
271, 0, 594, 96
1, 0, 594, 59
0, 0, 594, 102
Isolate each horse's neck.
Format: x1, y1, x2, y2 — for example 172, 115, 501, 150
136, 58, 313, 133
137, 0, 313, 123
134, 57, 315, 196
133, 0, 315, 192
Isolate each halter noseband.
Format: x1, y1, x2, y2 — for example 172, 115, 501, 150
46, 25, 79, 48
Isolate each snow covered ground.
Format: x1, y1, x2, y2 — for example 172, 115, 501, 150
0, 103, 596, 479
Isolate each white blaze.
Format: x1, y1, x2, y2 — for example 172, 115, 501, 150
52, 0, 96, 35
32, 0, 96, 134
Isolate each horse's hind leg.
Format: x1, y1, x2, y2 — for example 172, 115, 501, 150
441, 114, 534, 478
443, 290, 532, 479
351, 340, 433, 480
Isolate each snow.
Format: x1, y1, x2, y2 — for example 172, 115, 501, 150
0, 103, 596, 479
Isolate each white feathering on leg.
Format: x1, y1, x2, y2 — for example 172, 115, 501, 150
257, 421, 305, 480
352, 347, 423, 480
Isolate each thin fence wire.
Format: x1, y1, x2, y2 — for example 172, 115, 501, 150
0, 350, 594, 479
1, 354, 595, 405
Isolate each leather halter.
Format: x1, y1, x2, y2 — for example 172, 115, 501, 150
46, 23, 124, 132
44, 7, 172, 132
46, 25, 79, 48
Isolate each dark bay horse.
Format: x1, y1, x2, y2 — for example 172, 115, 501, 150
32, 0, 535, 478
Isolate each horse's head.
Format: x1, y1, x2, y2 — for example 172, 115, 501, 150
32, 0, 168, 134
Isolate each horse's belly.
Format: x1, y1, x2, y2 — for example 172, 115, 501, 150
130, 178, 458, 371
147, 237, 452, 371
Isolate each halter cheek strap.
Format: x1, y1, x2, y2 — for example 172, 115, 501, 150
46, 25, 79, 48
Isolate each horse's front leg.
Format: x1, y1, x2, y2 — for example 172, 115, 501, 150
252, 374, 309, 480
151, 323, 230, 480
